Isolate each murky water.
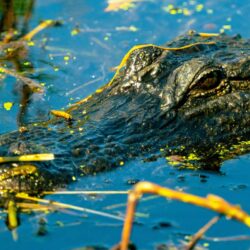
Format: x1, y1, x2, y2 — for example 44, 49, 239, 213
0, 1, 249, 249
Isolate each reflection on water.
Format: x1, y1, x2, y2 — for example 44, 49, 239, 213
0, 0, 34, 35
0, 0, 54, 129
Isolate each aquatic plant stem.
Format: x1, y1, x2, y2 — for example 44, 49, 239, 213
119, 181, 250, 250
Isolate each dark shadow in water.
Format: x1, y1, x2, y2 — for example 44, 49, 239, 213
0, 0, 53, 128
0, 0, 34, 35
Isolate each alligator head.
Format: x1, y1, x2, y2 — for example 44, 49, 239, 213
0, 32, 249, 194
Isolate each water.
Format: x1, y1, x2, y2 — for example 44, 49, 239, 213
0, 0, 249, 249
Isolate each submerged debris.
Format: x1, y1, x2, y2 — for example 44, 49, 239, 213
50, 110, 73, 121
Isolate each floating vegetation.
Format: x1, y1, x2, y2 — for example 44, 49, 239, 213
16, 193, 124, 221
6, 199, 19, 241
0, 18, 60, 131
42, 190, 129, 195
50, 110, 73, 121
105, 0, 138, 12
6, 200, 19, 231
0, 165, 37, 181
21, 20, 55, 41
185, 215, 220, 250
0, 153, 55, 163
115, 25, 138, 32
165, 139, 250, 169
3, 102, 13, 111
117, 181, 250, 249
1, 181, 248, 249
162, 2, 210, 16
0, 66, 44, 93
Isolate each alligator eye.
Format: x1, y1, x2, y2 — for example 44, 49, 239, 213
194, 71, 221, 91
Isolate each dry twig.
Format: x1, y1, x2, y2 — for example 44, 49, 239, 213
118, 181, 250, 250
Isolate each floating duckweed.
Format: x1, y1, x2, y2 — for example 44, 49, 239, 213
166, 4, 174, 10
214, 140, 250, 159
166, 159, 180, 166
71, 28, 80, 36
105, 0, 136, 12
27, 41, 35, 46
23, 61, 31, 66
169, 9, 177, 15
186, 153, 200, 161
195, 4, 204, 12
0, 165, 37, 181
219, 148, 230, 156
223, 25, 231, 30
120, 161, 124, 166
3, 102, 13, 111
183, 8, 191, 16
120, 3, 135, 11
240, 141, 250, 145
64, 56, 70, 61
72, 176, 76, 181
54, 66, 59, 72
185, 164, 198, 170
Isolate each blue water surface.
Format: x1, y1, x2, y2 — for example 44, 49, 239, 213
0, 1, 249, 249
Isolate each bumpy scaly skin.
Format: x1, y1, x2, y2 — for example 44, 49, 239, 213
0, 32, 249, 193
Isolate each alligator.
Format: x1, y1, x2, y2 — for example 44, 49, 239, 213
0, 32, 249, 194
